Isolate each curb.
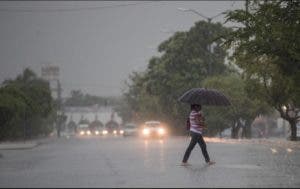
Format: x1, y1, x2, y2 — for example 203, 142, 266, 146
0, 136, 60, 150
0, 142, 39, 150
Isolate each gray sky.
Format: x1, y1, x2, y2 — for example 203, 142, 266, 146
0, 1, 244, 97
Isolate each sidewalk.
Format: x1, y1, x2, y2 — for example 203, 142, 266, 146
0, 135, 57, 150
204, 136, 300, 149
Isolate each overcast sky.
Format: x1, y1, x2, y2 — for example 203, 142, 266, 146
0, 1, 244, 97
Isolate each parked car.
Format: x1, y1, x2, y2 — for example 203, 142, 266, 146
122, 123, 138, 137
141, 121, 167, 139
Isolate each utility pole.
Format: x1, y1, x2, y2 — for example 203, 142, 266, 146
23, 111, 26, 143
57, 79, 62, 138
41, 64, 62, 138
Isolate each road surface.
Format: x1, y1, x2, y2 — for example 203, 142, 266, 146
1, 136, 300, 188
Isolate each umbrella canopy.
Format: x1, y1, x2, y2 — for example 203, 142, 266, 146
178, 88, 231, 106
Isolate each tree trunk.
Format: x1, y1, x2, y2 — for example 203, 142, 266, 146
231, 121, 241, 139
231, 126, 235, 138
241, 127, 246, 139
277, 106, 299, 141
219, 128, 223, 138
289, 120, 297, 141
241, 120, 250, 139
245, 120, 252, 139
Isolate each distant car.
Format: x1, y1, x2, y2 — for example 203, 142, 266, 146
78, 123, 92, 136
89, 120, 105, 136
103, 120, 124, 136
141, 121, 167, 139
122, 123, 138, 137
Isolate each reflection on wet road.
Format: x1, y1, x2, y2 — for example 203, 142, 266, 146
143, 139, 165, 172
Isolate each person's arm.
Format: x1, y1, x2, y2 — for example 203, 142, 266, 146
194, 112, 203, 123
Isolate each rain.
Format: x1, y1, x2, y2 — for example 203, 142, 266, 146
0, 1, 300, 188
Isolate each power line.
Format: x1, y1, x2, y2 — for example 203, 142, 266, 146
0, 1, 159, 13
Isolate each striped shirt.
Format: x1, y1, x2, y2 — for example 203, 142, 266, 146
189, 110, 205, 134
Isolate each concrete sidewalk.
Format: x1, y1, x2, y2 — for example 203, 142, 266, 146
0, 136, 56, 150
0, 142, 38, 150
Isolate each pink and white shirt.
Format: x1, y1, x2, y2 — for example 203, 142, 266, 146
189, 110, 205, 134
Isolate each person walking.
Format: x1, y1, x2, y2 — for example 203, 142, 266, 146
181, 104, 215, 166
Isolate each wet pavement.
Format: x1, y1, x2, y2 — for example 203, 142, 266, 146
0, 136, 300, 188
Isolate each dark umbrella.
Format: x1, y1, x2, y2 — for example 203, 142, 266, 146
178, 88, 231, 106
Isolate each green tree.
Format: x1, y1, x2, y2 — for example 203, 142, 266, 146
202, 73, 272, 138
224, 0, 300, 140
119, 20, 232, 134
0, 87, 28, 140
0, 68, 54, 140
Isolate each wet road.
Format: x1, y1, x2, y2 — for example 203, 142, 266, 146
1, 136, 300, 188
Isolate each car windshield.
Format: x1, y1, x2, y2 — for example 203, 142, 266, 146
79, 124, 89, 129
125, 124, 136, 129
145, 122, 161, 128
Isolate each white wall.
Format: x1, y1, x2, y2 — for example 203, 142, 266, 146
64, 106, 122, 126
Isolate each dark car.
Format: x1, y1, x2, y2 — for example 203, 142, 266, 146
89, 119, 105, 136
104, 120, 123, 136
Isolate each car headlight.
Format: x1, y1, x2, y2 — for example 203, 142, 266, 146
113, 130, 117, 134
120, 130, 124, 134
158, 128, 165, 135
87, 130, 91, 135
80, 131, 85, 135
95, 131, 99, 135
143, 128, 150, 135
102, 130, 108, 135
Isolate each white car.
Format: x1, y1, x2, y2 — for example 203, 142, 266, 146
78, 123, 91, 136
123, 123, 138, 137
141, 121, 167, 139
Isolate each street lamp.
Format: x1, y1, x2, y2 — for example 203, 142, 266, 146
177, 7, 226, 23
160, 28, 176, 34
177, 7, 227, 75
178, 8, 210, 22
